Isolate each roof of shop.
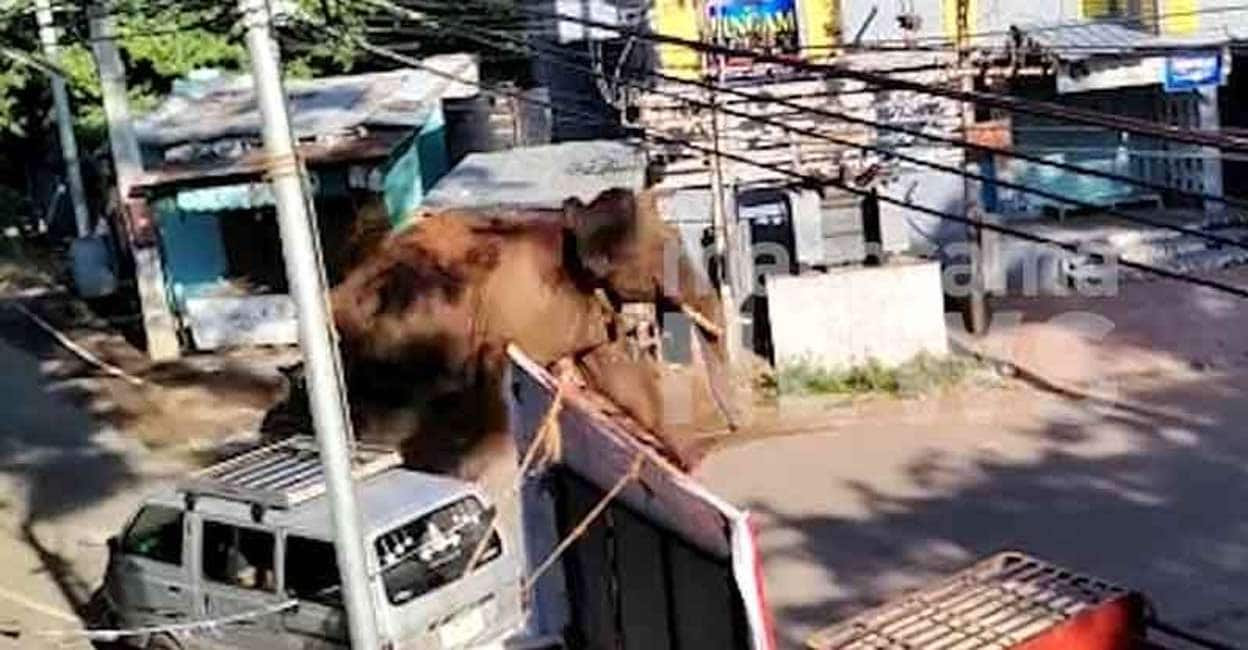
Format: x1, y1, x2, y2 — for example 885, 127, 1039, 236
135, 54, 478, 148
1016, 20, 1228, 61
422, 140, 648, 210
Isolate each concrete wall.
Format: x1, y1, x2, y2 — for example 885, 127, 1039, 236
766, 260, 949, 368
840, 0, 1080, 46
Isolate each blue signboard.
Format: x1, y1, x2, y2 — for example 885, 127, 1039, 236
1164, 53, 1222, 93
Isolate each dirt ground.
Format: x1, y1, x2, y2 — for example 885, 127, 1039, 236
699, 266, 1248, 648
7, 292, 297, 450
0, 287, 297, 648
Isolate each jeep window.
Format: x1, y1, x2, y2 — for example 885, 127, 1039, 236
285, 535, 342, 606
122, 506, 183, 566
202, 521, 276, 592
375, 497, 501, 605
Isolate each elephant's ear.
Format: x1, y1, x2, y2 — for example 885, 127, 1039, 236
562, 189, 639, 280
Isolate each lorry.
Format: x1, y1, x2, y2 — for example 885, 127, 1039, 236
93, 346, 773, 650
99, 345, 1221, 650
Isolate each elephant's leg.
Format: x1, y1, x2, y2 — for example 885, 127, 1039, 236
396, 346, 510, 480
575, 343, 717, 469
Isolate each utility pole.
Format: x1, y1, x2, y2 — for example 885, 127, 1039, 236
707, 0, 742, 364
35, 0, 90, 238
957, 0, 987, 335
238, 1, 380, 648
89, 2, 182, 360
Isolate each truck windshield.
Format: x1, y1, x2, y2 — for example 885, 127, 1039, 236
375, 497, 501, 606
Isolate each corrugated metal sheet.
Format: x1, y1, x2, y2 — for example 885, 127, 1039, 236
1018, 20, 1227, 60
422, 140, 647, 210
133, 132, 403, 191
136, 54, 478, 148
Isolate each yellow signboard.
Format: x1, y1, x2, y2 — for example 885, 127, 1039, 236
942, 0, 978, 42
652, 0, 841, 75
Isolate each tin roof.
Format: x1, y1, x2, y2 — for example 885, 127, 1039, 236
136, 54, 478, 148
179, 437, 401, 509
422, 140, 648, 210
1017, 20, 1228, 61
148, 437, 480, 539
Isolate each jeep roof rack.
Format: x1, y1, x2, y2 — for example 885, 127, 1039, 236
179, 436, 402, 511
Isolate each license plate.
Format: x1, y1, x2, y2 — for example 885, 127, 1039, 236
438, 604, 486, 648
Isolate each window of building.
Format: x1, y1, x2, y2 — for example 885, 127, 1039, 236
122, 506, 184, 566
285, 536, 343, 606
202, 521, 276, 592
1079, 0, 1164, 31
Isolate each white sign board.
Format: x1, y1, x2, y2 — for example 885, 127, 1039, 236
184, 294, 298, 350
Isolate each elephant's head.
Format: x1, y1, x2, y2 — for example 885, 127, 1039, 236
562, 188, 723, 338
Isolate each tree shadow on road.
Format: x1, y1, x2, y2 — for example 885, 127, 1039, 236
742, 371, 1248, 648
0, 304, 142, 629
0, 308, 141, 523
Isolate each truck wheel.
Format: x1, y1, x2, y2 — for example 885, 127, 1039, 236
145, 634, 182, 650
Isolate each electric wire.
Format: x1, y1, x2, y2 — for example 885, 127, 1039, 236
356, 0, 1248, 251
378, 0, 1248, 152
289, 16, 1248, 300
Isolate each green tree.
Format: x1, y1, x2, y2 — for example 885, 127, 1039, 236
0, 0, 375, 224
0, 0, 529, 226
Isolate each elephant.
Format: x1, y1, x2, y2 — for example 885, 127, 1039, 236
327, 188, 729, 477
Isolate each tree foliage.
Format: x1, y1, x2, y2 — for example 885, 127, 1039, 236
0, 0, 376, 146
0, 0, 528, 212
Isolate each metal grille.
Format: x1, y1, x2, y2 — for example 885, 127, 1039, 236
807, 552, 1132, 649
180, 437, 400, 509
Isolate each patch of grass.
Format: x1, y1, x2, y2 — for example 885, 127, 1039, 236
777, 353, 982, 397
777, 357, 899, 395
0, 261, 54, 293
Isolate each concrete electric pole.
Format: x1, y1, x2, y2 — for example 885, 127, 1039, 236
237, 1, 381, 648
957, 0, 987, 336
89, 2, 182, 361
35, 0, 90, 238
707, 1, 742, 364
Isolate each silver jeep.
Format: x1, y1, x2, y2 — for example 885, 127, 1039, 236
95, 438, 524, 649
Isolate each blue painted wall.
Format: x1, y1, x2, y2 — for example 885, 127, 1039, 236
154, 198, 230, 307
156, 118, 451, 316
383, 106, 450, 225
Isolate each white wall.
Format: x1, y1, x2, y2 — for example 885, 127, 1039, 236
839, 0, 1078, 46
766, 260, 949, 369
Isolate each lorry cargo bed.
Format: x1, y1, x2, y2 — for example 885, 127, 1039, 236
806, 551, 1143, 649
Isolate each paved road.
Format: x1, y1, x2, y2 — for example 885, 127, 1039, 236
699, 273, 1248, 648
0, 303, 187, 649
701, 379, 1248, 648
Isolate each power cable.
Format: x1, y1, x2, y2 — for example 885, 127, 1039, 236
379, 0, 1248, 153
359, 2, 1248, 251
380, 3, 1248, 214
71, 0, 1246, 251
64, 0, 1248, 205
807, 2, 1248, 50
288, 17, 1248, 300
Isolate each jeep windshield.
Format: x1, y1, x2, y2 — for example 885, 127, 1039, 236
375, 496, 500, 605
